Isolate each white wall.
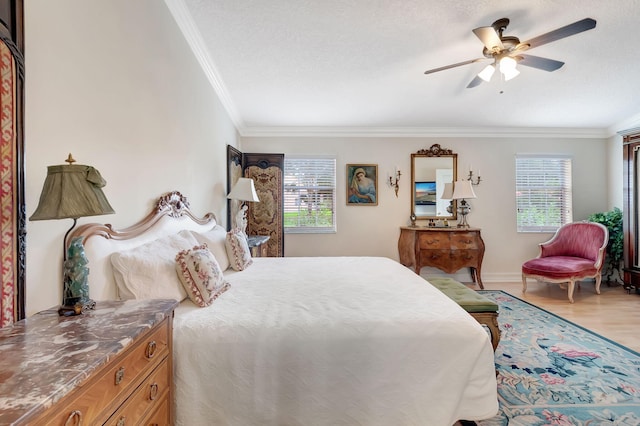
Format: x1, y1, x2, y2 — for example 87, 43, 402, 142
24, 1, 238, 315
242, 136, 609, 282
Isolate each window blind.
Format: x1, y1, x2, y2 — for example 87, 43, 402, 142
283, 157, 336, 233
515, 155, 573, 232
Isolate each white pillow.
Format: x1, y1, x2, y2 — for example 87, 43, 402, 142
110, 230, 199, 301
225, 228, 252, 271
190, 225, 231, 271
175, 244, 230, 307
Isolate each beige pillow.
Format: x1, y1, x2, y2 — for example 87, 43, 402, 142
175, 244, 230, 307
190, 225, 231, 271
110, 230, 199, 301
225, 228, 253, 271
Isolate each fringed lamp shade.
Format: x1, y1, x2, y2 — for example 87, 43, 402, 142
30, 159, 114, 315
30, 164, 115, 221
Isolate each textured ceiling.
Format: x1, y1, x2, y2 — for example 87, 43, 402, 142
169, 0, 640, 136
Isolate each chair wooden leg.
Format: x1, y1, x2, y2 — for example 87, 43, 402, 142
522, 273, 527, 294
595, 274, 602, 294
567, 280, 575, 303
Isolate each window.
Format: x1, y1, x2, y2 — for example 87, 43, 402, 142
515, 154, 572, 232
283, 157, 336, 233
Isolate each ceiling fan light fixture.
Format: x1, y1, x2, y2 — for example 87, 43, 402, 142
502, 67, 520, 81
478, 64, 495, 82
499, 56, 519, 81
499, 56, 517, 72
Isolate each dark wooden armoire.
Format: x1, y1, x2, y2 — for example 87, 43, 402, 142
0, 0, 25, 325
622, 129, 640, 292
226, 146, 284, 257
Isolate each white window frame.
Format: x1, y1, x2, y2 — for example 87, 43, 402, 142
515, 154, 573, 233
283, 156, 336, 234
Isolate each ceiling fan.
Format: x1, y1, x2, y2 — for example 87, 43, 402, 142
424, 17, 596, 88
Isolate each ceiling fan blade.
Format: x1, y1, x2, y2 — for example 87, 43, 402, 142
521, 18, 596, 49
466, 75, 484, 89
518, 54, 564, 71
472, 26, 504, 51
424, 58, 485, 75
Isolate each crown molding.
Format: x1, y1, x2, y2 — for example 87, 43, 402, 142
164, 0, 244, 130
610, 112, 640, 137
239, 126, 610, 139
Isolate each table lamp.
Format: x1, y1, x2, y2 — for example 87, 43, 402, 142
30, 154, 115, 315
452, 180, 477, 228
227, 177, 260, 237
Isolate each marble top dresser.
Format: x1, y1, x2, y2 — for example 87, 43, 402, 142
0, 299, 178, 425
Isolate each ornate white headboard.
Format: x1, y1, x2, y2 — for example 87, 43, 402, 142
68, 191, 218, 301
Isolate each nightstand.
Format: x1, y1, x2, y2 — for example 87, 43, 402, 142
247, 235, 270, 257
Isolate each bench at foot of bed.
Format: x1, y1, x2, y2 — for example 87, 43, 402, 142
427, 277, 501, 351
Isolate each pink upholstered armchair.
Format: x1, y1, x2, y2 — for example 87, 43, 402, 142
522, 221, 608, 303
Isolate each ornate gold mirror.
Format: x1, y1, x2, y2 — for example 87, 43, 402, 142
411, 144, 457, 221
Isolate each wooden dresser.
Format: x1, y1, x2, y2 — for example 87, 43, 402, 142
398, 226, 486, 288
0, 299, 178, 425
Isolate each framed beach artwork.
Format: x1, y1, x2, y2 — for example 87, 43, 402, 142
346, 164, 378, 205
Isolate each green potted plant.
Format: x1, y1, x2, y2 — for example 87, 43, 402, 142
588, 207, 623, 284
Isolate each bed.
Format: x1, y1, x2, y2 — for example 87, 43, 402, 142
70, 191, 498, 425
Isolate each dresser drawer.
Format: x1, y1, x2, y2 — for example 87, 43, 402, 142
419, 249, 450, 263
35, 318, 170, 426
450, 249, 479, 264
450, 232, 478, 249
144, 396, 170, 426
418, 232, 449, 249
105, 360, 170, 426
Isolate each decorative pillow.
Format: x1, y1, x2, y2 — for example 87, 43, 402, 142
175, 244, 230, 307
110, 230, 199, 301
190, 225, 231, 271
225, 228, 252, 271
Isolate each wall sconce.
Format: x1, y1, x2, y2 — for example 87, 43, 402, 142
389, 169, 401, 197
467, 165, 481, 186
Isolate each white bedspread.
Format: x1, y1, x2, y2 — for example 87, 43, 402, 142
173, 257, 498, 425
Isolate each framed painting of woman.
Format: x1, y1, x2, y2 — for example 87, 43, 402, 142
346, 164, 377, 205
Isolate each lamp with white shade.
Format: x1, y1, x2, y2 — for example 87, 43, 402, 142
227, 177, 260, 237
451, 180, 477, 228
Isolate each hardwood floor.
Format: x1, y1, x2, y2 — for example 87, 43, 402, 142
469, 280, 640, 352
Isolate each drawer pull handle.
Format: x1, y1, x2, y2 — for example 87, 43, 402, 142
115, 366, 125, 385
117, 416, 126, 426
146, 340, 157, 359
64, 410, 82, 426
149, 382, 159, 400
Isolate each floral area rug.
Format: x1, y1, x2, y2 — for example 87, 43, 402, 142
475, 290, 640, 425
